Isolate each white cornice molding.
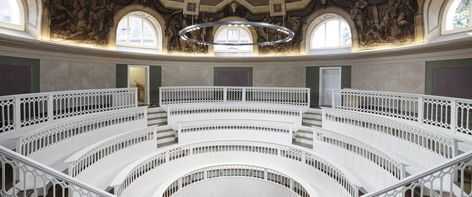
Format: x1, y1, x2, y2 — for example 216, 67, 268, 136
0, 33, 471, 67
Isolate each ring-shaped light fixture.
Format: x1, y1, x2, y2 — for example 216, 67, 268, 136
179, 21, 295, 46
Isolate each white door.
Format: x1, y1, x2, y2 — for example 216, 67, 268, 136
320, 67, 341, 106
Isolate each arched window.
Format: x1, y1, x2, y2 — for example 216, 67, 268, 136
116, 11, 162, 53
444, 0, 471, 33
0, 0, 25, 30
308, 14, 352, 53
214, 26, 253, 56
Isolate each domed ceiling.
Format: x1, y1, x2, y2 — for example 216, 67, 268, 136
45, 0, 420, 55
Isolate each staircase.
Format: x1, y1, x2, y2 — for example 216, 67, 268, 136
156, 125, 178, 147
292, 109, 322, 149
302, 109, 322, 127
292, 127, 313, 149
148, 107, 167, 126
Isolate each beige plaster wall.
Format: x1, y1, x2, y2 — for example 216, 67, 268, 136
161, 65, 214, 86
253, 66, 305, 87
40, 59, 116, 92
351, 62, 426, 94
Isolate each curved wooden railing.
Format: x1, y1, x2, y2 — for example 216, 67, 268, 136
335, 89, 472, 138
159, 164, 312, 197
110, 141, 361, 197
0, 88, 137, 136
17, 107, 146, 157
159, 86, 310, 107
0, 146, 115, 197
323, 108, 458, 160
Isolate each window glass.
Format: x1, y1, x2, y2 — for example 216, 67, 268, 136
214, 26, 253, 56
0, 0, 23, 29
445, 0, 471, 32
310, 14, 352, 50
116, 12, 160, 50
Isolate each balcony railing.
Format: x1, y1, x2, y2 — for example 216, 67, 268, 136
159, 86, 310, 107
335, 89, 472, 138
0, 145, 115, 197
362, 150, 472, 197
0, 88, 137, 135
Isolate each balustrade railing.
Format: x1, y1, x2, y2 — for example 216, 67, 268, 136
66, 126, 157, 177
0, 145, 114, 197
167, 103, 303, 117
313, 128, 406, 180
177, 119, 293, 134
361, 150, 472, 197
335, 89, 472, 137
18, 107, 146, 157
161, 165, 311, 197
0, 88, 137, 135
160, 86, 310, 107
111, 141, 359, 197
323, 108, 458, 160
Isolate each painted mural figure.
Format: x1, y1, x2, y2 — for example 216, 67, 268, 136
45, 0, 420, 53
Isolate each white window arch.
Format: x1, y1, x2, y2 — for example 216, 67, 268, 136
0, 0, 25, 30
116, 11, 162, 53
214, 26, 253, 56
444, 0, 471, 34
308, 14, 352, 54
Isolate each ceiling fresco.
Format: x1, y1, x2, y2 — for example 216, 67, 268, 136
45, 0, 420, 55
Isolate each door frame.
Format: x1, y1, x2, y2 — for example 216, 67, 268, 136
319, 67, 342, 107
128, 65, 150, 105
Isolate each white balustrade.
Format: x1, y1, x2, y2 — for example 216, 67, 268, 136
313, 128, 406, 180
159, 86, 310, 107
176, 119, 293, 145
166, 102, 304, 130
67, 126, 157, 177
362, 150, 472, 197
0, 88, 137, 136
17, 107, 146, 159
324, 108, 457, 158
111, 141, 360, 197
0, 145, 115, 197
160, 164, 311, 197
336, 89, 472, 138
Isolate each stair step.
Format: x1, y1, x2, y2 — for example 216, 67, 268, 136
149, 122, 168, 126
295, 135, 313, 141
292, 140, 313, 149
157, 137, 177, 145
148, 116, 167, 121
148, 113, 167, 118
297, 130, 312, 134
157, 129, 174, 134
158, 140, 178, 147
156, 134, 175, 140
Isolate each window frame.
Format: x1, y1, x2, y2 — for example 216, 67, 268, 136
116, 11, 162, 52
442, 0, 472, 35
0, 0, 25, 31
308, 14, 352, 51
213, 25, 254, 57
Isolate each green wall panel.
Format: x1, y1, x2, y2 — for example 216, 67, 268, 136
149, 66, 162, 105
116, 64, 128, 88
214, 67, 253, 86
425, 58, 472, 95
0, 55, 40, 93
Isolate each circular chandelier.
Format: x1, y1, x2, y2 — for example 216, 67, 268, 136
179, 21, 295, 46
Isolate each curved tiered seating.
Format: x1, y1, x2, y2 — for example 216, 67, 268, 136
176, 119, 294, 144
65, 126, 160, 190
323, 108, 457, 172
110, 140, 362, 197
156, 164, 315, 197
1, 87, 472, 197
